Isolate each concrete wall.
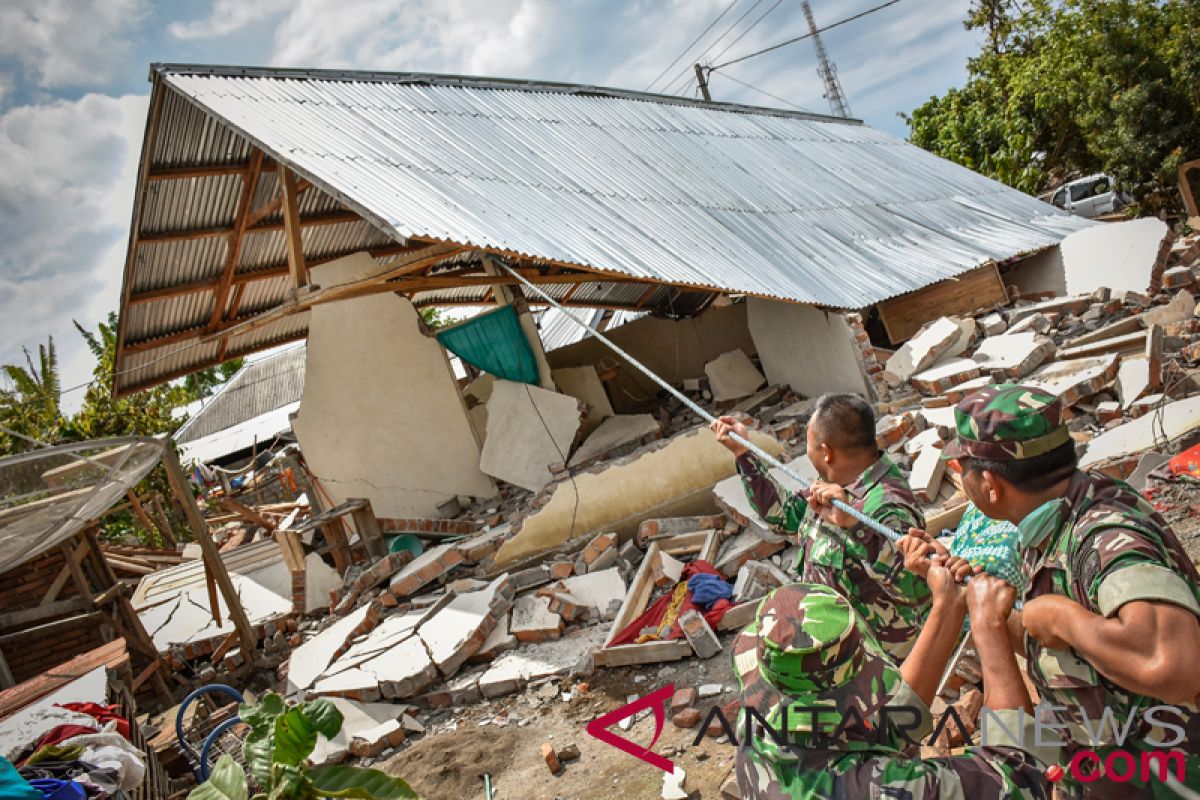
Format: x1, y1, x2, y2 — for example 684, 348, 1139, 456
1004, 246, 1067, 297
746, 297, 870, 398
293, 253, 497, 518
545, 302, 757, 413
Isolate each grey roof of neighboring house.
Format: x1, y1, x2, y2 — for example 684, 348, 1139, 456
175, 345, 306, 443
115, 64, 1091, 395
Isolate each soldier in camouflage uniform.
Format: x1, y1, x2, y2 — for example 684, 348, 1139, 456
711, 393, 930, 660
734, 580, 1052, 799
940, 384, 1200, 799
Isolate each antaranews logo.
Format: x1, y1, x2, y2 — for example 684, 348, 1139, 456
588, 684, 1198, 792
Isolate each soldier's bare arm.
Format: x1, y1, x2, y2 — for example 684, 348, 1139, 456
967, 575, 1034, 714
899, 560, 971, 706
1023, 594, 1200, 704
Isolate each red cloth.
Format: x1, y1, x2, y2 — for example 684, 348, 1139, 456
1169, 443, 1200, 478
54, 702, 130, 739
24, 724, 98, 762
607, 560, 730, 647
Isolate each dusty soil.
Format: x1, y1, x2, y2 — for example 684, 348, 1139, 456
379, 639, 742, 800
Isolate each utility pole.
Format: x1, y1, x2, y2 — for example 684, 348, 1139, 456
801, 0, 851, 118
694, 64, 712, 102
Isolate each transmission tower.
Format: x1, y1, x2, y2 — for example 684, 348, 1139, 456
801, 0, 852, 118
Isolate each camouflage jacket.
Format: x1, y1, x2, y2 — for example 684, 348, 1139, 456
1020, 470, 1200, 799
735, 453, 931, 659
736, 682, 1051, 799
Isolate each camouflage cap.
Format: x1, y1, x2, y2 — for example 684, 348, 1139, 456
941, 384, 1070, 461
732, 584, 901, 750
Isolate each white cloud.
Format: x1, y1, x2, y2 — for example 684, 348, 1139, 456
168, 0, 292, 40
0, 0, 147, 88
0, 92, 148, 411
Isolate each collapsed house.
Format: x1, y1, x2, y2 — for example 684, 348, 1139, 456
89, 64, 1200, 794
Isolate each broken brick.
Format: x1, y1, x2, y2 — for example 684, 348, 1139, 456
673, 708, 702, 729
574, 532, 618, 575
671, 687, 698, 713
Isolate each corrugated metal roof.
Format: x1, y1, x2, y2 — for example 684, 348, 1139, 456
176, 344, 306, 443
536, 307, 646, 352
115, 64, 1092, 393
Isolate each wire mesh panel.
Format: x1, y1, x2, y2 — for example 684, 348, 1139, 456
0, 437, 166, 574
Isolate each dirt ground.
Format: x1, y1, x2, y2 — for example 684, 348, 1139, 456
380, 640, 742, 800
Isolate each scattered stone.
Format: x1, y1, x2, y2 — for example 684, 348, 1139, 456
541, 741, 562, 775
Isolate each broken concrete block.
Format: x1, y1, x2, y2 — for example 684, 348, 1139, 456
672, 686, 698, 712
1129, 393, 1165, 418
478, 626, 608, 698
568, 414, 662, 468
730, 385, 784, 416
970, 331, 1056, 379
910, 358, 983, 396
1059, 217, 1172, 297
1007, 313, 1052, 336
733, 559, 786, 602
705, 349, 766, 402
334, 551, 416, 614
574, 532, 618, 575
510, 564, 553, 592
978, 312, 1007, 336
637, 515, 726, 546
359, 634, 439, 700
387, 542, 466, 599
904, 427, 944, 455
348, 719, 406, 757
311, 669, 383, 703
551, 365, 614, 436
541, 741, 562, 775
1127, 452, 1172, 490
883, 317, 966, 385
1027, 354, 1120, 406
479, 380, 583, 492
418, 575, 515, 678
470, 614, 517, 663
310, 697, 408, 765
1117, 357, 1153, 409
653, 550, 686, 588
672, 708, 702, 729
419, 668, 483, 708
510, 595, 564, 643
715, 529, 787, 578
288, 602, 381, 695
1163, 265, 1196, 290
1096, 401, 1122, 424
1145, 324, 1164, 393
910, 446, 946, 504
457, 525, 510, 564
1081, 397, 1200, 468
876, 412, 917, 449
1141, 290, 1195, 328
539, 568, 626, 621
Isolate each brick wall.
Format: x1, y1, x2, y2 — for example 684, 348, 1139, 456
0, 548, 105, 684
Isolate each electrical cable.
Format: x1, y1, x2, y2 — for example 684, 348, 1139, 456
645, 0, 741, 92
710, 0, 904, 72
712, 70, 820, 113
660, 0, 768, 95
497, 261, 904, 544
706, 0, 784, 67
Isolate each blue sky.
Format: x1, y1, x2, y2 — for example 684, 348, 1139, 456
0, 0, 982, 409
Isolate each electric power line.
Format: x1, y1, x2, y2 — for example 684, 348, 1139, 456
710, 0, 904, 72
666, 0, 784, 95
645, 0, 741, 93
713, 70, 819, 114
660, 0, 768, 95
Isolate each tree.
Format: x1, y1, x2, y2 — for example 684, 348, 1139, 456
907, 0, 1200, 216
0, 338, 64, 453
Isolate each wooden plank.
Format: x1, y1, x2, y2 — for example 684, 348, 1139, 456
208, 150, 265, 330
273, 531, 305, 573
147, 161, 278, 181
0, 598, 88, 630
279, 166, 309, 291
39, 544, 88, 606
716, 600, 759, 631
592, 639, 690, 668
925, 501, 969, 536
0, 638, 129, 721
348, 499, 387, 561
137, 209, 360, 244
0, 612, 104, 644
162, 442, 258, 653
149, 494, 177, 547
877, 264, 1008, 343
131, 658, 161, 691
216, 496, 277, 531
61, 542, 95, 609
246, 177, 311, 228
603, 542, 660, 648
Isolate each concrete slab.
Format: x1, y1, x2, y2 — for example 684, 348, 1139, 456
478, 626, 609, 698
418, 575, 515, 677
1141, 290, 1196, 328
712, 456, 817, 533
1128, 452, 1171, 491
542, 568, 626, 620
311, 698, 405, 765
357, 635, 438, 700
884, 317, 965, 385
918, 406, 959, 430
1027, 354, 1120, 405
978, 313, 1007, 336
479, 380, 583, 492
910, 358, 983, 396
1117, 357, 1152, 408
970, 332, 1055, 379
568, 414, 662, 468
288, 603, 379, 695
552, 366, 614, 436
321, 612, 426, 678
1059, 217, 1171, 296
510, 595, 564, 643
306, 552, 344, 612
472, 613, 517, 662
311, 668, 382, 702
705, 349, 766, 402
1081, 397, 1200, 467
910, 445, 945, 504
387, 542, 465, 599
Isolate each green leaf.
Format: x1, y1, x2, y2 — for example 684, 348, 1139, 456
273, 708, 320, 767
243, 725, 275, 790
269, 764, 316, 800
241, 693, 285, 731
188, 755, 248, 800
306, 765, 421, 799
299, 698, 344, 740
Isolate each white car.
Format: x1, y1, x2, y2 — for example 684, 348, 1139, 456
1043, 173, 1130, 218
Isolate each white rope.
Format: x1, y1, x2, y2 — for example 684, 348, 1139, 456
500, 265, 901, 543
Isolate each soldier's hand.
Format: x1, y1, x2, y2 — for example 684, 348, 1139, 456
897, 527, 950, 579
1021, 594, 1079, 650
710, 415, 750, 457
927, 561, 969, 615
809, 481, 856, 529
965, 573, 1018, 630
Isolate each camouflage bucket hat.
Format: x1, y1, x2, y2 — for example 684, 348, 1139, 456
941, 383, 1069, 461
732, 584, 901, 748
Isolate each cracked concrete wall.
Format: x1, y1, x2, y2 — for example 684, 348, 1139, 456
293, 252, 496, 518
747, 297, 870, 398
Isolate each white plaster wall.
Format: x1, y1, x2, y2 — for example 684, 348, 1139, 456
292, 253, 496, 517
747, 297, 870, 398
1005, 246, 1067, 297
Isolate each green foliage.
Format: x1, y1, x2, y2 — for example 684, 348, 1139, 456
190, 756, 249, 800
418, 306, 446, 330
907, 0, 1200, 215
0, 337, 64, 453
191, 693, 419, 800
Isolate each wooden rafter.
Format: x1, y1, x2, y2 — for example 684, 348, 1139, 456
147, 161, 279, 181
138, 209, 360, 244
208, 150, 264, 331
246, 177, 312, 229
279, 167, 308, 290
633, 284, 660, 308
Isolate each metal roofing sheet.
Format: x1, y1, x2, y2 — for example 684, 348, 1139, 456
176, 344, 306, 443
159, 68, 1090, 310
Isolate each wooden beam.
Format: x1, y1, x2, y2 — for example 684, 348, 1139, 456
162, 441, 258, 654
138, 209, 360, 245
61, 543, 94, 610
209, 150, 265, 330
400, 271, 654, 293
632, 283, 659, 308
114, 331, 308, 397
246, 178, 311, 229
347, 498, 387, 560
279, 167, 309, 291
216, 496, 277, 531
39, 543, 88, 606
0, 613, 105, 645
0, 598, 88, 630
147, 162, 279, 181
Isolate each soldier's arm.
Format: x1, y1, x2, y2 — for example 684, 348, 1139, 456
735, 452, 807, 535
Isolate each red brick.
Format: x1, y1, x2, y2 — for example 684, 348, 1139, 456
540, 742, 561, 775
671, 687, 698, 713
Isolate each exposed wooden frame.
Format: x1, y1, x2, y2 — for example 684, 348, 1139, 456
1178, 159, 1200, 219
279, 166, 309, 291
246, 177, 312, 229
147, 161, 279, 181
208, 150, 265, 330
138, 209, 360, 244
215, 496, 277, 531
